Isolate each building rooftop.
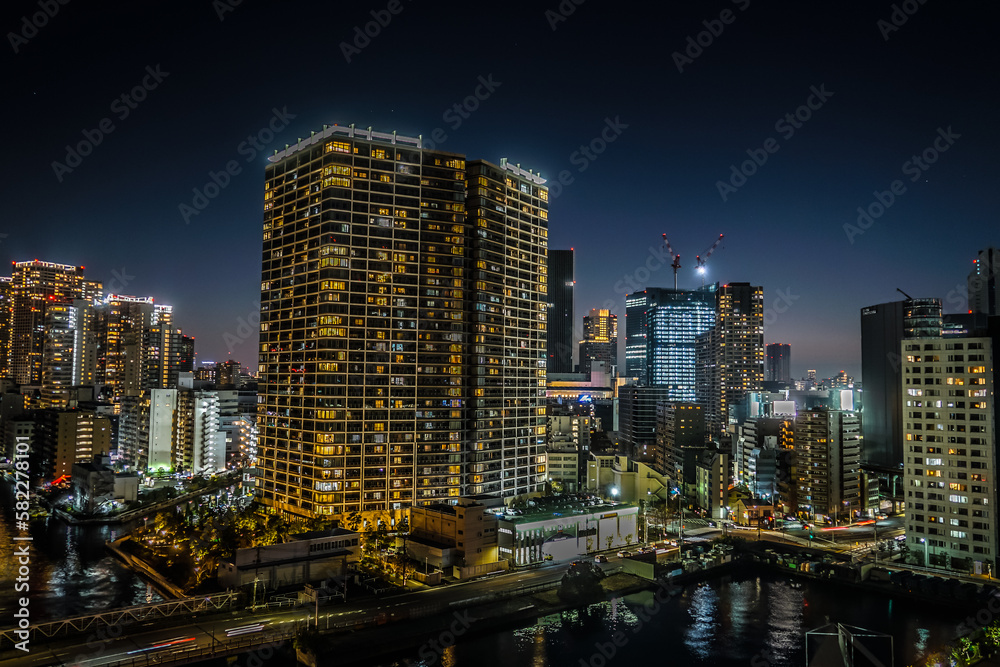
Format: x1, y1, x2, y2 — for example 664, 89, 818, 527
291, 527, 358, 542
498, 497, 635, 526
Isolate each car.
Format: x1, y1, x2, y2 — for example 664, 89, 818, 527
543, 553, 553, 561
595, 555, 608, 563
617, 550, 632, 558
707, 521, 716, 527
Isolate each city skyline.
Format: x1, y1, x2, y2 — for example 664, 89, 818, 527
4, 1, 997, 380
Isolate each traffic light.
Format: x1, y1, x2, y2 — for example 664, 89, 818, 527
809, 530, 814, 540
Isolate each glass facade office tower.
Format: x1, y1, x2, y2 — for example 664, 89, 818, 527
546, 249, 574, 373
257, 126, 547, 521
626, 286, 716, 397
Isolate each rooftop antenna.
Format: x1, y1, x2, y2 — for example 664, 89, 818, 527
896, 288, 913, 300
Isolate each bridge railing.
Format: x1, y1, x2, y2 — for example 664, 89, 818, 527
0, 591, 242, 649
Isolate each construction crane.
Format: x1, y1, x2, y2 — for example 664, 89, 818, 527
695, 234, 725, 286
661, 234, 682, 290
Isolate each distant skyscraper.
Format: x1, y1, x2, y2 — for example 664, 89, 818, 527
626, 286, 716, 396
766, 343, 791, 383
579, 308, 617, 378
256, 126, 547, 520
215, 360, 241, 388
547, 249, 575, 373
179, 335, 195, 372
10, 261, 95, 386
968, 247, 999, 316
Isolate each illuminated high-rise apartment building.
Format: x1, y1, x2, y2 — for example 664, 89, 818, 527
256, 125, 547, 521
714, 283, 764, 433
10, 261, 99, 386
579, 308, 617, 378
40, 300, 97, 408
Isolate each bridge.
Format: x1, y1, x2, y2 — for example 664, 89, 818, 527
0, 591, 241, 648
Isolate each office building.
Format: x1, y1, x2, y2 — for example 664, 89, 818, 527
545, 412, 591, 493
547, 249, 575, 373
619, 384, 671, 462
655, 402, 707, 480
766, 343, 791, 384
903, 329, 997, 574
407, 497, 500, 569
625, 286, 716, 395
968, 247, 999, 316
256, 125, 547, 521
861, 298, 942, 468
578, 308, 617, 378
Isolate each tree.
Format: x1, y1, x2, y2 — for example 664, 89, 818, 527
624, 534, 633, 547
985, 623, 1000, 650
343, 510, 362, 533
605, 535, 613, 550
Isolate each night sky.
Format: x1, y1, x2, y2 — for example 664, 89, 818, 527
4, 0, 998, 379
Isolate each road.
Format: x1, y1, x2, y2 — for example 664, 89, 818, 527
0, 561, 576, 667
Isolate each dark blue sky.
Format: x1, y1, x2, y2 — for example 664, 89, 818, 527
4, 0, 997, 379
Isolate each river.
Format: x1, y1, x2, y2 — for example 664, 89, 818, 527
385, 571, 971, 666
0, 480, 162, 623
